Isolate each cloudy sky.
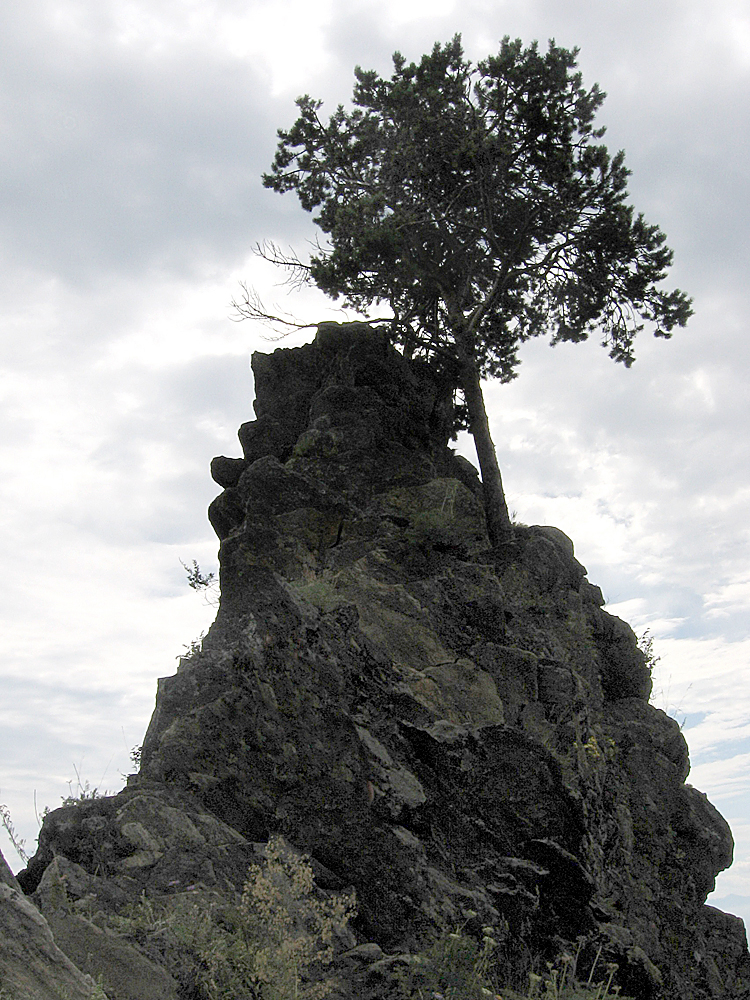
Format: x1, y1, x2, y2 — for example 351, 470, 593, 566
1, 0, 748, 931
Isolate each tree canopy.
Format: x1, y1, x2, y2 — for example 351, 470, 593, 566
262, 35, 692, 546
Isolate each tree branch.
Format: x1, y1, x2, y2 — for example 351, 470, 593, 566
229, 283, 319, 338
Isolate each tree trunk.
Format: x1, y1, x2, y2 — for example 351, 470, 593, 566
459, 354, 514, 548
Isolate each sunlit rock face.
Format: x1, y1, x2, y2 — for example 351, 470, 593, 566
15, 323, 750, 1000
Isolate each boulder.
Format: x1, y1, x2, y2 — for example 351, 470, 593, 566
0, 846, 97, 999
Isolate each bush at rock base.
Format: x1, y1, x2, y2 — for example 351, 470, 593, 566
394, 931, 635, 1000
107, 833, 356, 1000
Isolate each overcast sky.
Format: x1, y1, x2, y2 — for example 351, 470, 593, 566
1, 0, 748, 931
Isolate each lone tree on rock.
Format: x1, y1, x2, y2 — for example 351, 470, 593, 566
261, 35, 692, 548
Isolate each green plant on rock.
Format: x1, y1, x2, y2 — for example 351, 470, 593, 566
259, 35, 692, 549
403, 491, 479, 560
637, 629, 660, 672
522, 942, 634, 1000
164, 896, 261, 1000
578, 733, 616, 765
643, 630, 693, 729
291, 428, 343, 461
394, 919, 500, 999
108, 835, 355, 1000
60, 779, 102, 808
182, 558, 216, 591
405, 509, 458, 553
241, 835, 357, 999
59, 763, 109, 807
180, 632, 207, 660
181, 558, 220, 608
394, 929, 636, 1000
0, 800, 29, 865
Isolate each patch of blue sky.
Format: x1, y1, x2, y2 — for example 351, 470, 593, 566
670, 709, 706, 730
690, 736, 750, 765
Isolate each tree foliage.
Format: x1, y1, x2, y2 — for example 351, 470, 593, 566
262, 35, 692, 545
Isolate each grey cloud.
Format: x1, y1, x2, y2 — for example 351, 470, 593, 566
0, 7, 286, 285
51, 353, 255, 542
0, 672, 151, 868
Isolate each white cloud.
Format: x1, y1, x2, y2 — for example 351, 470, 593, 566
705, 577, 750, 620
691, 755, 750, 802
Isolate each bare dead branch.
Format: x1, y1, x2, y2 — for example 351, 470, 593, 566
253, 241, 314, 291
229, 282, 319, 339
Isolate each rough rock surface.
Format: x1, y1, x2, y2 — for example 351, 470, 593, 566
1, 845, 101, 999
13, 322, 750, 999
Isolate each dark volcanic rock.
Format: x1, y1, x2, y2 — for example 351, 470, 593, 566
17, 323, 750, 999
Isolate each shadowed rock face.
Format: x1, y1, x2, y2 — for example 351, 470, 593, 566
15, 323, 750, 1000
0, 848, 102, 1000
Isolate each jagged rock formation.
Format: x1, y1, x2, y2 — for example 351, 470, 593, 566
0, 846, 102, 999
12, 323, 750, 999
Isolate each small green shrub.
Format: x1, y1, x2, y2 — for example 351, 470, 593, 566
394, 921, 500, 999
60, 780, 102, 808
88, 975, 111, 1000
241, 835, 356, 999
637, 629, 660, 672
58, 763, 110, 808
181, 559, 220, 607
182, 559, 216, 591
578, 733, 616, 765
291, 428, 343, 460
405, 509, 455, 548
524, 949, 628, 999
0, 801, 28, 865
404, 508, 477, 558
162, 896, 261, 1000
109, 834, 356, 1000
179, 632, 207, 659
395, 930, 635, 1000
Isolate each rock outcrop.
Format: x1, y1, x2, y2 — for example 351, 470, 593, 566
0, 846, 101, 999
13, 323, 750, 999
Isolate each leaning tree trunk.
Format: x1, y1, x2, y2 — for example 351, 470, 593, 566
459, 353, 514, 548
